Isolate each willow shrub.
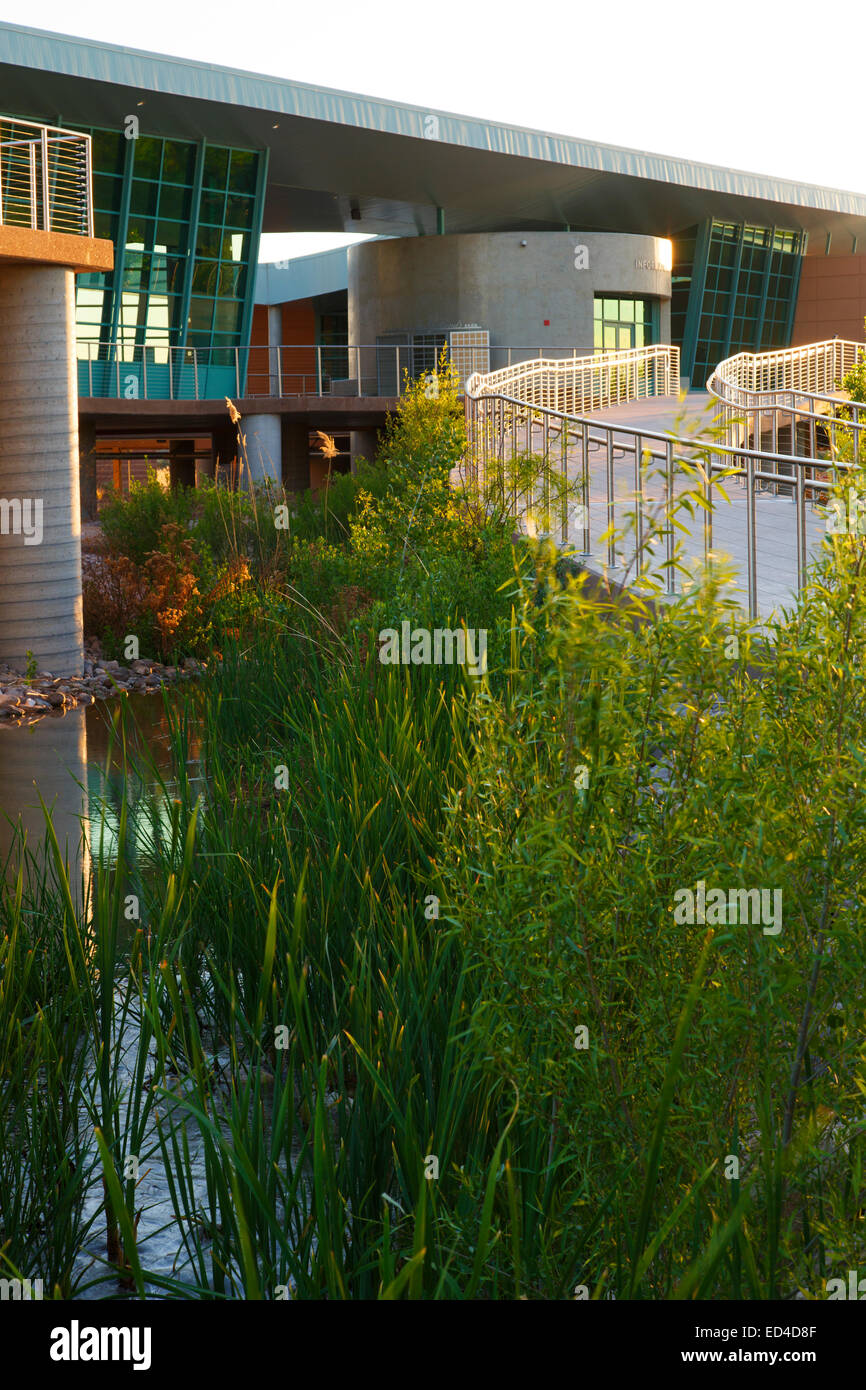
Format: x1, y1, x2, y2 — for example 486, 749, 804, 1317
439, 501, 866, 1298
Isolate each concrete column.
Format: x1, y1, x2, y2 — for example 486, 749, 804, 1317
195, 448, 215, 488
282, 419, 310, 494
169, 438, 196, 490
0, 264, 83, 676
350, 427, 379, 472
79, 416, 97, 521
268, 304, 283, 395
243, 414, 282, 484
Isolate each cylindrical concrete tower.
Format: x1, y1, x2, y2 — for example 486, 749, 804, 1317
0, 264, 84, 675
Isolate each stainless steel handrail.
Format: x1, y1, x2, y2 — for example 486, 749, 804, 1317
467, 344, 681, 413
708, 339, 866, 462
466, 390, 845, 619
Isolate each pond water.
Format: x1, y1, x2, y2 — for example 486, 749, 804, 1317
0, 690, 248, 1298
0, 689, 203, 880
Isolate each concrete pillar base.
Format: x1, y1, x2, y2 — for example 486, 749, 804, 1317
195, 453, 215, 487
169, 438, 196, 490
350, 427, 379, 472
243, 414, 282, 484
0, 263, 83, 675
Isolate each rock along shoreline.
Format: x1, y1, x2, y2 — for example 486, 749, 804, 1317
0, 640, 201, 729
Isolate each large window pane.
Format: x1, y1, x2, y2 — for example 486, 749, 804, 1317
161, 140, 196, 185
129, 180, 159, 218
227, 150, 257, 194
202, 147, 229, 189
133, 137, 162, 181
158, 184, 192, 222
189, 297, 215, 332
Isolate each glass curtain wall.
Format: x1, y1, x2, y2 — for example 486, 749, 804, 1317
72, 125, 263, 398
673, 220, 805, 386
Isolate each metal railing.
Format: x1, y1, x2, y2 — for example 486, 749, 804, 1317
708, 338, 866, 462
0, 117, 93, 237
466, 369, 847, 619
76, 342, 612, 401
77, 342, 416, 401
467, 344, 681, 414
709, 339, 862, 400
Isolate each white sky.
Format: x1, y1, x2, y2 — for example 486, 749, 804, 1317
4, 0, 865, 260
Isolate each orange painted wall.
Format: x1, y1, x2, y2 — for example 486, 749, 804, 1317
246, 300, 317, 394
280, 300, 317, 392
792, 254, 866, 345
248, 304, 270, 395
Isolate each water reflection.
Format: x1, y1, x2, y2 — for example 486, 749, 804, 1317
0, 705, 89, 893
85, 692, 204, 869
0, 691, 202, 894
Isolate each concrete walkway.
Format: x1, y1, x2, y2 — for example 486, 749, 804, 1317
588, 390, 718, 436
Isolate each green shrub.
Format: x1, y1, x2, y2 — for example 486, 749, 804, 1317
99, 467, 196, 565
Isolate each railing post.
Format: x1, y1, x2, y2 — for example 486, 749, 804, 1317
317, 345, 323, 396
581, 421, 590, 555
84, 133, 94, 236
28, 142, 37, 229
665, 441, 675, 594
634, 434, 643, 573
606, 428, 615, 569
193, 348, 199, 401
40, 127, 50, 232
542, 412, 550, 524
795, 461, 806, 595
357, 345, 362, 397
704, 445, 713, 574
745, 454, 757, 620
560, 409, 568, 546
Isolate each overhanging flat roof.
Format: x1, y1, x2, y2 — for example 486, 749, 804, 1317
2, 22, 866, 247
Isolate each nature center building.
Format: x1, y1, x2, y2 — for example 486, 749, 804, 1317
3, 20, 866, 500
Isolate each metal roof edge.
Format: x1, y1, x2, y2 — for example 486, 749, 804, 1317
3, 22, 866, 216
